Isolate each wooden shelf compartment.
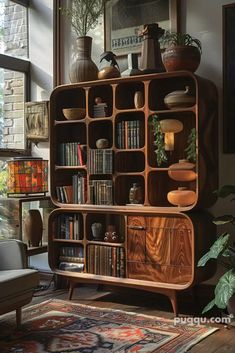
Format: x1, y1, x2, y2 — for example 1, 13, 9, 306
88, 84, 113, 118
115, 111, 145, 149
115, 151, 145, 173
114, 174, 145, 206
54, 87, 86, 121
88, 119, 113, 148
115, 81, 145, 110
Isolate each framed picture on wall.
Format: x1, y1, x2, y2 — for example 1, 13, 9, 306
223, 3, 235, 153
25, 101, 49, 142
104, 0, 181, 57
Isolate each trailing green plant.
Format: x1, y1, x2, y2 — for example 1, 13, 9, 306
150, 114, 168, 167
60, 0, 103, 37
185, 127, 196, 162
198, 185, 235, 313
160, 31, 202, 53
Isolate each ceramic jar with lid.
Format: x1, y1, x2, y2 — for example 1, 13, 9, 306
164, 86, 196, 109
167, 187, 197, 207
168, 159, 197, 182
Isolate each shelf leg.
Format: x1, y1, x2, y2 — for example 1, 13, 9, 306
168, 290, 178, 317
68, 281, 76, 300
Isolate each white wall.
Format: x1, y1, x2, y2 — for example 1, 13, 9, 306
182, 0, 235, 218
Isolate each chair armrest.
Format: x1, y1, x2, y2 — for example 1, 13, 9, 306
0, 239, 27, 270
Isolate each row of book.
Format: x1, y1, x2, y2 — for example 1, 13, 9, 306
117, 120, 142, 149
58, 142, 85, 166
87, 245, 125, 277
56, 173, 87, 204
89, 179, 113, 205
55, 213, 82, 240
88, 149, 113, 174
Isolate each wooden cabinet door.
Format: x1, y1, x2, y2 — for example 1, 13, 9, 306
127, 215, 193, 285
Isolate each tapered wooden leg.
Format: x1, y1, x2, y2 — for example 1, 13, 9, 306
168, 290, 178, 317
68, 281, 75, 300
16, 307, 22, 328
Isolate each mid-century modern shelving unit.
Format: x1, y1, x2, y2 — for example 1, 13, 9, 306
48, 71, 218, 315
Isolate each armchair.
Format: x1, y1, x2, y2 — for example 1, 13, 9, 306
0, 239, 39, 327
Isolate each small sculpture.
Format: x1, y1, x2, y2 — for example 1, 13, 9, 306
104, 225, 119, 243
98, 51, 120, 79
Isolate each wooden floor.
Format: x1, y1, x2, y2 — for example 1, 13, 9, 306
30, 274, 235, 353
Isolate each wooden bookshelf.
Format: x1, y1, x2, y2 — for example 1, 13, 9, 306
48, 72, 218, 315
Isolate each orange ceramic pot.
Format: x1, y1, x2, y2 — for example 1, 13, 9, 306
168, 159, 197, 182
167, 187, 197, 207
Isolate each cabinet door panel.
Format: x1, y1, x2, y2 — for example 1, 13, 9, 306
127, 216, 146, 262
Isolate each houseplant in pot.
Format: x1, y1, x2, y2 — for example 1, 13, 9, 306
60, 0, 103, 83
160, 31, 202, 72
198, 185, 235, 315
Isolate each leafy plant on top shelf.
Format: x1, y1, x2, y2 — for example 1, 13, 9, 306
185, 128, 196, 163
198, 185, 235, 313
160, 31, 202, 53
150, 114, 168, 167
60, 0, 103, 37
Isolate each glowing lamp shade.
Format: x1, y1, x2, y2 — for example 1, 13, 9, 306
7, 157, 48, 196
160, 119, 183, 151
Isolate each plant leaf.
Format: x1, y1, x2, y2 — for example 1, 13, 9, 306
214, 269, 235, 309
197, 233, 230, 266
214, 185, 235, 198
202, 299, 215, 314
213, 215, 235, 225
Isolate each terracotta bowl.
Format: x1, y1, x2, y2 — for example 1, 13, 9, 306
62, 108, 86, 120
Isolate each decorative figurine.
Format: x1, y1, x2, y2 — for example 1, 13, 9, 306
98, 51, 120, 79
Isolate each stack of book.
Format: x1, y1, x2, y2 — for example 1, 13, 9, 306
58, 246, 84, 273
55, 173, 87, 204
89, 179, 113, 205
88, 149, 113, 174
93, 102, 107, 117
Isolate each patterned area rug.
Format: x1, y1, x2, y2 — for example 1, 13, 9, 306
0, 299, 218, 353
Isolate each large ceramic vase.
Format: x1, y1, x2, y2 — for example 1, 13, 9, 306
24, 209, 43, 247
162, 45, 201, 73
69, 36, 98, 83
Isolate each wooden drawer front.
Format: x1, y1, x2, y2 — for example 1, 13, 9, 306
127, 215, 193, 284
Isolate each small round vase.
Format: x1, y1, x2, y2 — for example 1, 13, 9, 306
164, 86, 196, 109
168, 159, 197, 182
69, 36, 98, 83
134, 91, 144, 109
167, 187, 196, 207
96, 138, 109, 149
24, 209, 43, 247
91, 222, 103, 240
129, 183, 143, 204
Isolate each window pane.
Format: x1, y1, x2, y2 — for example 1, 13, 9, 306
0, 68, 25, 149
0, 0, 28, 59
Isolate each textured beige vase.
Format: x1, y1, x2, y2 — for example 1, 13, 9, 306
24, 209, 43, 247
168, 159, 197, 182
167, 187, 197, 206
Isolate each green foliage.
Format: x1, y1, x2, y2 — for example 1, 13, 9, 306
150, 114, 168, 167
185, 128, 196, 162
198, 185, 235, 312
160, 31, 202, 53
60, 0, 103, 37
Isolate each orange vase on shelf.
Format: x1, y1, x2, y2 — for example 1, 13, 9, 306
168, 159, 197, 182
167, 187, 197, 207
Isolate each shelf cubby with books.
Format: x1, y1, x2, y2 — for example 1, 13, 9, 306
49, 71, 218, 315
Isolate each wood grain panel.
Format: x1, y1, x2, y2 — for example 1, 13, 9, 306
127, 216, 146, 262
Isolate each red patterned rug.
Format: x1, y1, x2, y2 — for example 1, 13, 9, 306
0, 299, 217, 353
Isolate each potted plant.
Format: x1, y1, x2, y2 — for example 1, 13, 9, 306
198, 185, 235, 314
60, 0, 103, 83
160, 31, 202, 72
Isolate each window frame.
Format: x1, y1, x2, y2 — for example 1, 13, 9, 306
0, 0, 30, 157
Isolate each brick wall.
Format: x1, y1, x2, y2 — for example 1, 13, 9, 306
2, 0, 28, 149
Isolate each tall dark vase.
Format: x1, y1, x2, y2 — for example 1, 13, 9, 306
69, 36, 98, 83
24, 209, 43, 247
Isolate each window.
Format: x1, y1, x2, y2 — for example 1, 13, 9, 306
0, 0, 29, 152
